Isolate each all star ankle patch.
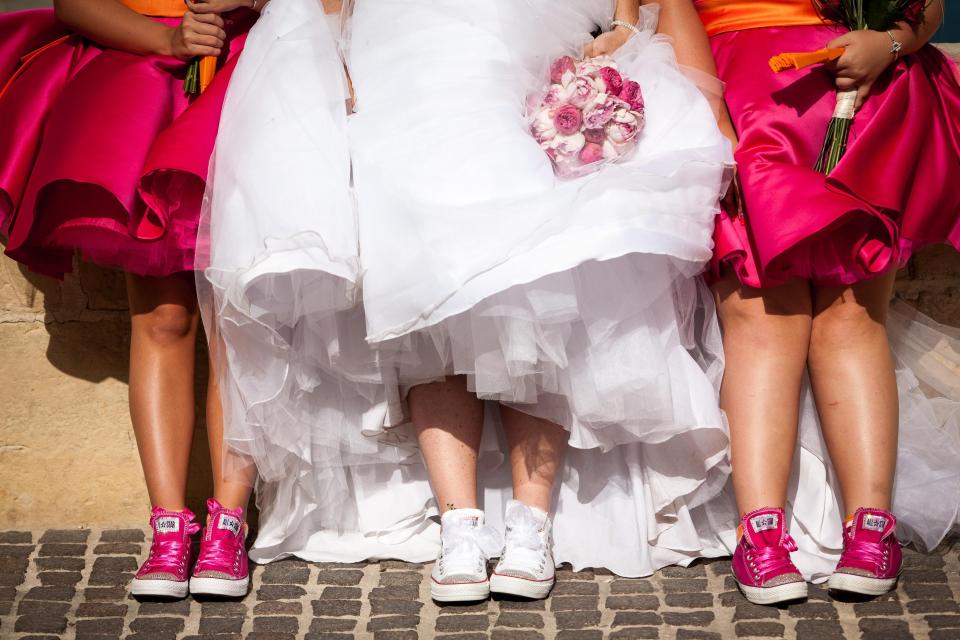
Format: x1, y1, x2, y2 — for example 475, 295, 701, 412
218, 514, 241, 535
750, 513, 779, 532
156, 516, 181, 533
863, 514, 888, 532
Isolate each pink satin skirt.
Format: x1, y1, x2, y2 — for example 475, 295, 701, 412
709, 25, 960, 288
0, 9, 253, 279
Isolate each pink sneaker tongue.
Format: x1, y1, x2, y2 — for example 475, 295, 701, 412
850, 510, 894, 543
150, 508, 198, 542
745, 509, 784, 547
204, 499, 245, 541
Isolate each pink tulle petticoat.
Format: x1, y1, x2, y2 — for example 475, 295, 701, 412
708, 25, 960, 288
0, 9, 254, 279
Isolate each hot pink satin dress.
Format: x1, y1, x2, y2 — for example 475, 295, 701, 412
0, 7, 254, 279
697, 0, 960, 288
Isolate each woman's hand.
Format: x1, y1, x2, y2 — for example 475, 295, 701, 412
584, 26, 633, 58
827, 29, 899, 109
186, 0, 258, 14
169, 11, 225, 60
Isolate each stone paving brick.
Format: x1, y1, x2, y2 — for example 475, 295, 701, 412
35, 556, 84, 571
311, 598, 362, 616
253, 600, 302, 615
491, 631, 545, 640
608, 628, 659, 639
553, 610, 601, 630
611, 611, 661, 627
733, 621, 785, 637
39, 529, 90, 543
931, 630, 960, 640
93, 542, 141, 555
370, 598, 423, 615
130, 616, 187, 633
99, 529, 145, 543
665, 592, 713, 608
261, 560, 310, 585
555, 630, 602, 640
316, 569, 364, 585
0, 532, 32, 544
661, 611, 715, 627
549, 595, 599, 611
605, 595, 659, 610
366, 614, 420, 631
795, 619, 845, 640
308, 617, 358, 632
609, 579, 654, 594
859, 617, 914, 639
198, 616, 245, 634
435, 613, 490, 632
676, 631, 722, 640
496, 611, 544, 628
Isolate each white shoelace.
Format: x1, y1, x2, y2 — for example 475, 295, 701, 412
501, 506, 548, 571
439, 520, 503, 577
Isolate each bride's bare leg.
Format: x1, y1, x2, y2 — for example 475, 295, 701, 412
499, 407, 567, 512
409, 376, 485, 512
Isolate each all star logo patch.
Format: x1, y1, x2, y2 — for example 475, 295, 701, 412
218, 514, 241, 536
863, 514, 888, 532
750, 513, 779, 533
155, 516, 180, 533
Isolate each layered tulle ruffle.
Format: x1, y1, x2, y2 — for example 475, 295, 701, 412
0, 9, 253, 278
708, 25, 960, 288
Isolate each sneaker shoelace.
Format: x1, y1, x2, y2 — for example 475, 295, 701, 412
502, 516, 546, 570
744, 533, 799, 582
195, 533, 243, 574
842, 535, 892, 571
439, 521, 503, 576
142, 522, 200, 574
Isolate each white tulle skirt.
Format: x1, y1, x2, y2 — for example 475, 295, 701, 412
198, 0, 960, 578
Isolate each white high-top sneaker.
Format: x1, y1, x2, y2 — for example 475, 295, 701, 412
490, 500, 556, 599
430, 508, 503, 602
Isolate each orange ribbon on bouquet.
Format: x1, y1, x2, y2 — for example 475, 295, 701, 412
769, 47, 846, 73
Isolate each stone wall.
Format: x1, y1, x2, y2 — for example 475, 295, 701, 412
0, 4, 957, 529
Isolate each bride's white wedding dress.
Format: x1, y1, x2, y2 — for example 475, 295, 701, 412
199, 0, 960, 578
347, 0, 736, 576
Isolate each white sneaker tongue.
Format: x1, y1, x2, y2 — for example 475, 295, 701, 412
442, 508, 484, 529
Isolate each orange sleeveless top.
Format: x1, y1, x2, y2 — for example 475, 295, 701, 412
696, 0, 826, 37
120, 0, 187, 18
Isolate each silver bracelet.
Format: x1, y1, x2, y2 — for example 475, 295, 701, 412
886, 30, 903, 59
611, 19, 641, 38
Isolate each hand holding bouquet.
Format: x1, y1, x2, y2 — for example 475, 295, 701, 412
529, 55, 646, 179
769, 0, 927, 174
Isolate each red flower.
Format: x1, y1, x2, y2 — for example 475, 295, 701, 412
599, 66, 623, 95
553, 104, 583, 136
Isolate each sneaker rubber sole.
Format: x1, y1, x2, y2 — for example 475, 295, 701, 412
827, 571, 898, 596
130, 577, 189, 599
736, 578, 808, 605
430, 578, 490, 602
490, 572, 555, 600
189, 575, 250, 598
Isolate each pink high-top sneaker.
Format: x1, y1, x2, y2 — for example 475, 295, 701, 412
189, 499, 250, 597
828, 508, 902, 596
732, 507, 808, 605
131, 507, 200, 599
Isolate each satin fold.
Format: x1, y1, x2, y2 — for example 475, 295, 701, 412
707, 26, 960, 288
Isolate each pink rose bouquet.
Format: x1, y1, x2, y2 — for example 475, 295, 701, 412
529, 55, 646, 178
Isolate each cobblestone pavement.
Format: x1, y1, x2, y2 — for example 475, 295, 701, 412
0, 530, 958, 640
